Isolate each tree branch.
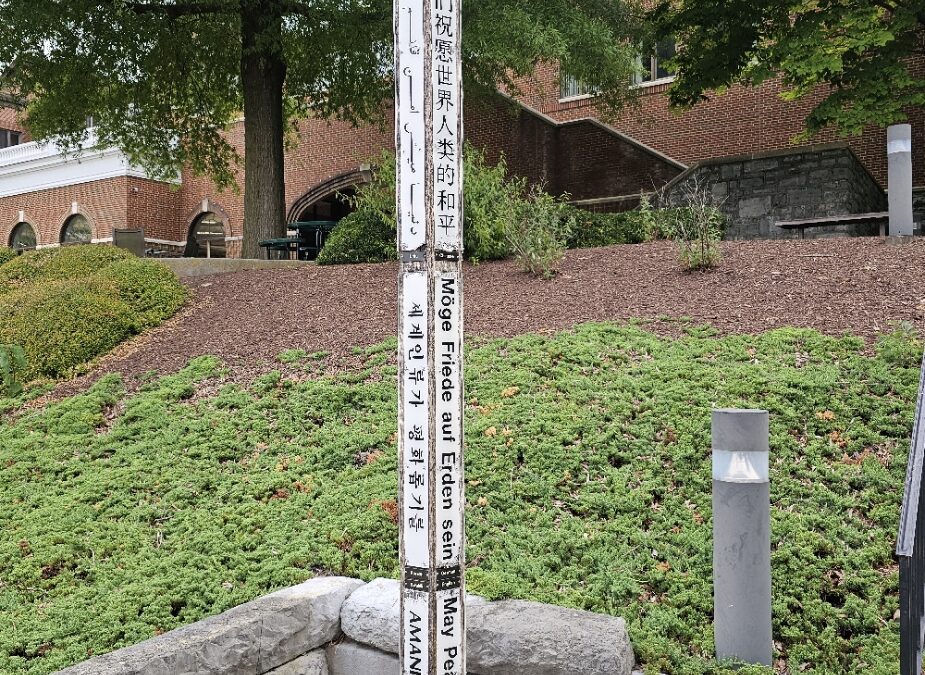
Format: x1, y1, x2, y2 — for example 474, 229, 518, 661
123, 1, 232, 18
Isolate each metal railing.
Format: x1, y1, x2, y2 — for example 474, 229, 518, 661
897, 350, 925, 674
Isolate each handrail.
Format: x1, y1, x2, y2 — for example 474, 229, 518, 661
897, 349, 925, 674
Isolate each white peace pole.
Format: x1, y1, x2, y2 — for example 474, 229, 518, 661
395, 0, 465, 671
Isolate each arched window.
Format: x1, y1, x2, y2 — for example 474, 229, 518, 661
61, 214, 92, 245
185, 213, 226, 258
9, 222, 37, 253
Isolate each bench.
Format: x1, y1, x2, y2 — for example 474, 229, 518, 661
776, 211, 889, 238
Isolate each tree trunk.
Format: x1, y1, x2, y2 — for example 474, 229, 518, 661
240, 1, 287, 259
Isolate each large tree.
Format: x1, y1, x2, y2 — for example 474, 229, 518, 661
651, 0, 925, 138
0, 0, 644, 258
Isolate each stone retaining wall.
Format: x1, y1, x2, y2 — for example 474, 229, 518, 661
663, 143, 887, 240
56, 577, 636, 675
157, 257, 312, 278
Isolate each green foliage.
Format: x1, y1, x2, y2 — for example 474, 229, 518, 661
0, 323, 915, 674
277, 349, 308, 364
0, 0, 644, 254
0, 245, 134, 294
876, 323, 923, 369
665, 204, 724, 270
0, 280, 137, 380
0, 247, 16, 267
503, 185, 575, 278
347, 150, 397, 233
347, 146, 544, 264
95, 260, 189, 330
651, 0, 925, 137
316, 211, 397, 266
567, 205, 656, 249
0, 247, 186, 380
462, 149, 524, 262
0, 344, 27, 397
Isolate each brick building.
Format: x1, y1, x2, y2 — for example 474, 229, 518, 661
0, 61, 918, 256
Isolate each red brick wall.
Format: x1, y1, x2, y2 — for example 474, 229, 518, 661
0, 178, 129, 247
0, 106, 28, 140
514, 61, 925, 188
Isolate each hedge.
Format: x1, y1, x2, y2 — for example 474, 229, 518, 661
567, 208, 655, 249
317, 211, 396, 265
97, 259, 188, 329
0, 247, 187, 380
0, 279, 137, 380
0, 247, 15, 267
0, 245, 134, 293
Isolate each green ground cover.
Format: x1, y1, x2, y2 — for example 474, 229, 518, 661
0, 323, 919, 674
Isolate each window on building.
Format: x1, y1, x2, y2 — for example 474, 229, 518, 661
61, 214, 92, 245
633, 40, 676, 86
9, 222, 36, 252
0, 129, 22, 149
559, 73, 598, 101
185, 213, 226, 258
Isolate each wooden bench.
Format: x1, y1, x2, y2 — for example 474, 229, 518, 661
776, 211, 889, 238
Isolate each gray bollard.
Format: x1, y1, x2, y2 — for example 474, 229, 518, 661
888, 124, 914, 237
712, 409, 772, 668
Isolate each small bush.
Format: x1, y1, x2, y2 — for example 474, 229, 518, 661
348, 145, 526, 263
0, 280, 137, 379
666, 205, 724, 270
95, 259, 188, 329
0, 247, 16, 267
503, 185, 576, 278
462, 149, 522, 262
0, 244, 134, 293
317, 211, 396, 265
0, 344, 27, 396
659, 177, 726, 271
567, 207, 655, 249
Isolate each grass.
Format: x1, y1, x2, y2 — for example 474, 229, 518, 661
0, 322, 920, 674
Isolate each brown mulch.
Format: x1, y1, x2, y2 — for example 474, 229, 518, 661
48, 238, 925, 398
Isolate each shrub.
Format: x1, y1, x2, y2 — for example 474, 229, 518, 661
0, 244, 134, 293
317, 211, 397, 265
666, 204, 725, 270
503, 185, 576, 278
567, 207, 655, 249
0, 344, 27, 396
462, 149, 523, 262
0, 247, 16, 267
347, 149, 397, 233
0, 279, 137, 379
659, 176, 726, 271
95, 259, 189, 329
348, 145, 526, 263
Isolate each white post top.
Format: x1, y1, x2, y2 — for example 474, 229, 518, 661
712, 409, 769, 483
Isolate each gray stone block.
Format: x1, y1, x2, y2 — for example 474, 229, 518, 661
56, 577, 363, 675
468, 600, 634, 675
340, 578, 487, 655
738, 197, 770, 219
326, 640, 399, 675
268, 650, 328, 675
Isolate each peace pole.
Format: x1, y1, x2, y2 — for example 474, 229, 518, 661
395, 0, 465, 670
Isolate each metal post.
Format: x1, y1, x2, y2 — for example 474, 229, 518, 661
395, 0, 465, 671
888, 124, 914, 237
712, 409, 772, 667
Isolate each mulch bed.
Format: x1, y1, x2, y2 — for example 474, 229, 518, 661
50, 238, 925, 396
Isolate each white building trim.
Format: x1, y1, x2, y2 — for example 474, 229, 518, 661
0, 131, 178, 198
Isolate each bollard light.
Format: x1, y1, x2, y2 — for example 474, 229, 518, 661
712, 408, 773, 668
888, 124, 914, 237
